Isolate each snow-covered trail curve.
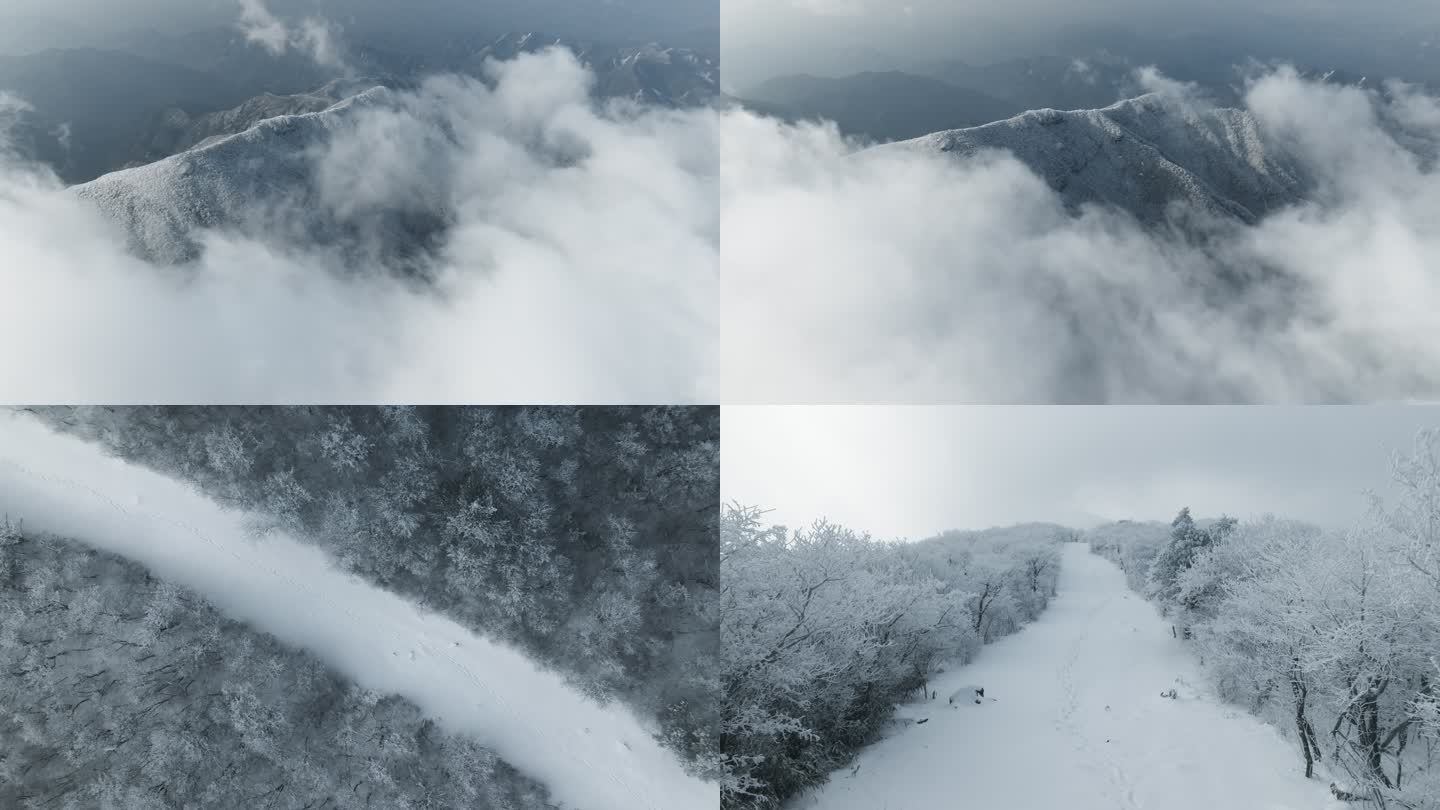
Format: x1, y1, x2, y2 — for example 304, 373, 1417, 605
793, 543, 1339, 810
0, 412, 715, 810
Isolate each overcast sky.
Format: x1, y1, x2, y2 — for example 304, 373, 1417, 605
721, 0, 1440, 90
723, 406, 1440, 539
0, 0, 715, 55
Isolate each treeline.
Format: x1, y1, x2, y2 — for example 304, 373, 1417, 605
719, 506, 1064, 808
27, 406, 720, 769
1089, 433, 1440, 806
0, 518, 555, 810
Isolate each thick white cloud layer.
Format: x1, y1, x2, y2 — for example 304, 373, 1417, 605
721, 68, 1440, 402
0, 49, 718, 403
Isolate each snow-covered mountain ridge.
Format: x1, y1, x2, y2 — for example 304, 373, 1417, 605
71, 87, 447, 267
59, 29, 718, 268
873, 93, 1312, 225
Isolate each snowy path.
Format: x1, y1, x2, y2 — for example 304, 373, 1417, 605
792, 543, 1339, 810
0, 413, 715, 810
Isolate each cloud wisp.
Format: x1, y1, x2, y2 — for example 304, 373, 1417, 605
237, 0, 347, 70
722, 67, 1440, 403
0, 48, 718, 403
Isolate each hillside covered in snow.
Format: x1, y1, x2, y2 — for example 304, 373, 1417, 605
70, 87, 447, 268
874, 92, 1312, 226
45, 29, 720, 275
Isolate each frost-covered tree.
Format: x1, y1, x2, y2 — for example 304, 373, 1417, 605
0, 526, 556, 810
1147, 508, 1236, 610
1090, 432, 1440, 804
721, 507, 1062, 808
27, 406, 720, 770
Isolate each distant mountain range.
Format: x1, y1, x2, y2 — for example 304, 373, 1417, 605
1, 30, 717, 184
912, 55, 1141, 114
0, 47, 256, 183
735, 71, 1019, 143
733, 17, 1435, 148
453, 31, 717, 105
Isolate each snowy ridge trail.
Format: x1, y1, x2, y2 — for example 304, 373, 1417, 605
0, 413, 715, 810
791, 543, 1339, 810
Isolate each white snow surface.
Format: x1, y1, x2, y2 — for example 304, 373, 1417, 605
0, 412, 715, 810
792, 543, 1339, 810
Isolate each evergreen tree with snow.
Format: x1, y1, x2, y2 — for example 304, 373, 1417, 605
1148, 507, 1235, 610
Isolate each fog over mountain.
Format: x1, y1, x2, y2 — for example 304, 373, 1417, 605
0, 2, 719, 402
722, 66, 1440, 402
68, 34, 718, 270
0, 5, 719, 185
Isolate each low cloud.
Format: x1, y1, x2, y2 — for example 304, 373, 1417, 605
237, 0, 346, 70
721, 67, 1440, 402
0, 93, 33, 155
1068, 59, 1097, 85
1133, 65, 1208, 103
0, 48, 718, 403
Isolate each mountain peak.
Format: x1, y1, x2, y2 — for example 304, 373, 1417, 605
72, 86, 443, 270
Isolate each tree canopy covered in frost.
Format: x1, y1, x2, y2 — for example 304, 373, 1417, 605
28, 406, 720, 768
1089, 434, 1440, 806
0, 520, 555, 810
719, 505, 1065, 808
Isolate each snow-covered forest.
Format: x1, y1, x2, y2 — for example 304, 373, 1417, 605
0, 406, 719, 809
719, 506, 1064, 807
0, 519, 555, 809
24, 406, 720, 769
1090, 432, 1440, 807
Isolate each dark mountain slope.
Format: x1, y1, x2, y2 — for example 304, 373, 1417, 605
875, 93, 1311, 225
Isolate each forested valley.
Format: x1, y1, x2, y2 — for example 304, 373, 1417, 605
719, 507, 1065, 808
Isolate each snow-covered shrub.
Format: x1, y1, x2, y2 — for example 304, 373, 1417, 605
0, 530, 554, 809
1087, 519, 1170, 592
721, 506, 1064, 808
1093, 430, 1440, 797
